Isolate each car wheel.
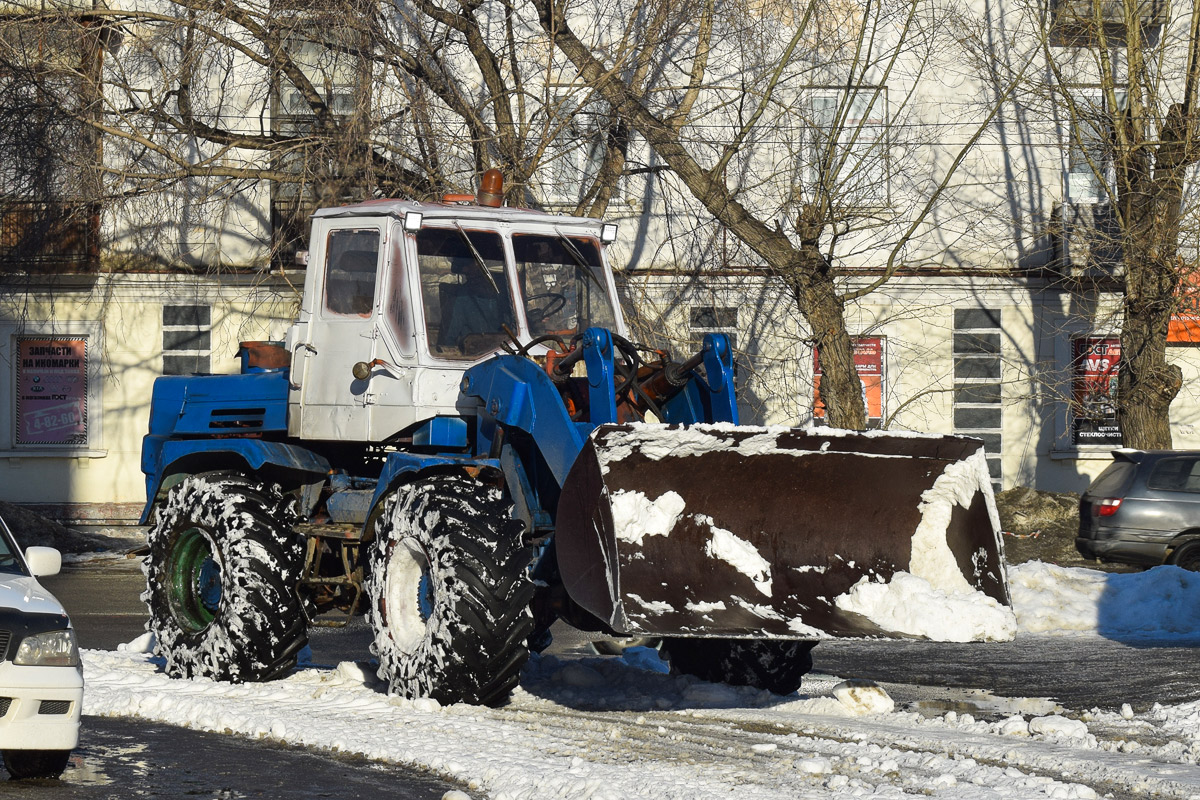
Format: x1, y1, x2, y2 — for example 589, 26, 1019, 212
3, 749, 70, 779
1169, 539, 1200, 571
365, 474, 534, 707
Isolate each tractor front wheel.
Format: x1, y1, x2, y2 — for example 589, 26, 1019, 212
365, 474, 534, 706
661, 638, 817, 696
143, 475, 308, 682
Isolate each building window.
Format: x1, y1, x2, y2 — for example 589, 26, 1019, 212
269, 27, 364, 267
1049, 0, 1165, 46
812, 336, 885, 429
1063, 88, 1127, 205
953, 308, 1002, 489
808, 88, 889, 208
0, 20, 103, 272
162, 305, 211, 375
1071, 336, 1120, 446
542, 95, 613, 207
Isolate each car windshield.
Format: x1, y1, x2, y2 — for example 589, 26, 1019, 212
512, 234, 617, 338
0, 515, 27, 576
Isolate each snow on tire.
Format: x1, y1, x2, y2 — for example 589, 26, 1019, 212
365, 474, 534, 707
661, 638, 817, 695
143, 475, 308, 683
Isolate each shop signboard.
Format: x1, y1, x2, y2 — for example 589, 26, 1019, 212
1072, 337, 1120, 446
15, 337, 88, 446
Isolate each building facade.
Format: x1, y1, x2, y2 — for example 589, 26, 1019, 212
2, 0, 1197, 519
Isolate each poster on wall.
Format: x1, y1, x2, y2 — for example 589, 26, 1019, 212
1072, 337, 1120, 446
813, 336, 884, 428
15, 337, 88, 446
1169, 267, 1200, 344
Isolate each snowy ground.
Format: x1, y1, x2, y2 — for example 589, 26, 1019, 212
83, 562, 1200, 800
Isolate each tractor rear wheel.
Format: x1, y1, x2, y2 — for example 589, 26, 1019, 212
365, 474, 534, 706
661, 638, 817, 696
144, 475, 308, 682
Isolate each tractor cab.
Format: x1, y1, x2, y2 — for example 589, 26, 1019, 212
284, 173, 626, 443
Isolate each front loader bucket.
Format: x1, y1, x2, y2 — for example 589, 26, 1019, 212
554, 424, 1012, 642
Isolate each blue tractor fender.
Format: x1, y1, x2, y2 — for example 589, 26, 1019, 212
361, 452, 504, 536
140, 438, 331, 523
459, 348, 589, 487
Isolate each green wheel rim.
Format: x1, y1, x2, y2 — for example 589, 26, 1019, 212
167, 527, 222, 633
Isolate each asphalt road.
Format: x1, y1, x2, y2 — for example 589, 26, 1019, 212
31, 560, 461, 798
22, 556, 1200, 795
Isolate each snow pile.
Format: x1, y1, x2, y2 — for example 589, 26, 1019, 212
835, 449, 1017, 642
836, 571, 1017, 642
594, 422, 957, 471
77, 560, 1200, 798
82, 640, 1200, 800
1009, 562, 1200, 640
608, 489, 685, 546
908, 450, 1000, 593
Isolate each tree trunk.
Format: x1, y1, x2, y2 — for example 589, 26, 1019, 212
532, 0, 868, 430
784, 251, 867, 431
1114, 114, 1188, 450
1117, 248, 1182, 449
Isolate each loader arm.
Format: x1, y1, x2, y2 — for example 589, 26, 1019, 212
462, 327, 1012, 644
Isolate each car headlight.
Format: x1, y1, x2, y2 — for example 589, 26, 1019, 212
14, 629, 80, 667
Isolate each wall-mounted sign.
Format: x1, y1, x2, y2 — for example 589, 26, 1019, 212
813, 336, 884, 428
1169, 265, 1200, 344
1071, 337, 1120, 446
15, 337, 88, 446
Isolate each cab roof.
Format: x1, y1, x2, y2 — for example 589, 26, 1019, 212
313, 199, 604, 233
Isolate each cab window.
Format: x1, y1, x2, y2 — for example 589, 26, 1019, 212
324, 229, 380, 316
416, 228, 515, 359
513, 234, 616, 337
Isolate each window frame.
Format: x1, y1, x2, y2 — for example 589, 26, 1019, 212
1061, 86, 1128, 205
805, 86, 890, 209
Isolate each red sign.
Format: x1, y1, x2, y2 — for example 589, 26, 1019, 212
1071, 337, 1120, 446
813, 337, 884, 426
16, 338, 88, 446
1170, 265, 1200, 343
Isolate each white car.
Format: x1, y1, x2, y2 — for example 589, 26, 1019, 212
0, 513, 82, 779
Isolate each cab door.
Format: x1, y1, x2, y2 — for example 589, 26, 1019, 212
294, 222, 387, 441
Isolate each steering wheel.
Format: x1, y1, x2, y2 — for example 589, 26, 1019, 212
525, 292, 567, 325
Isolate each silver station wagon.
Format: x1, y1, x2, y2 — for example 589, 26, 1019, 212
1077, 450, 1200, 570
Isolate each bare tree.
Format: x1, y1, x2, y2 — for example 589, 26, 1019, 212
531, 0, 1021, 429
0, 0, 630, 270
1050, 0, 1200, 448
959, 0, 1200, 449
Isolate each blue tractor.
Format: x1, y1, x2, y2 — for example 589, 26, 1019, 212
140, 173, 1011, 706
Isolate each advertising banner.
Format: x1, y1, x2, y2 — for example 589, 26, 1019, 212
15, 338, 88, 446
1169, 265, 1200, 344
1071, 337, 1120, 446
814, 337, 884, 428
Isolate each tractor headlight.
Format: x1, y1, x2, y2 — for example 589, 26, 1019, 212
14, 629, 80, 667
